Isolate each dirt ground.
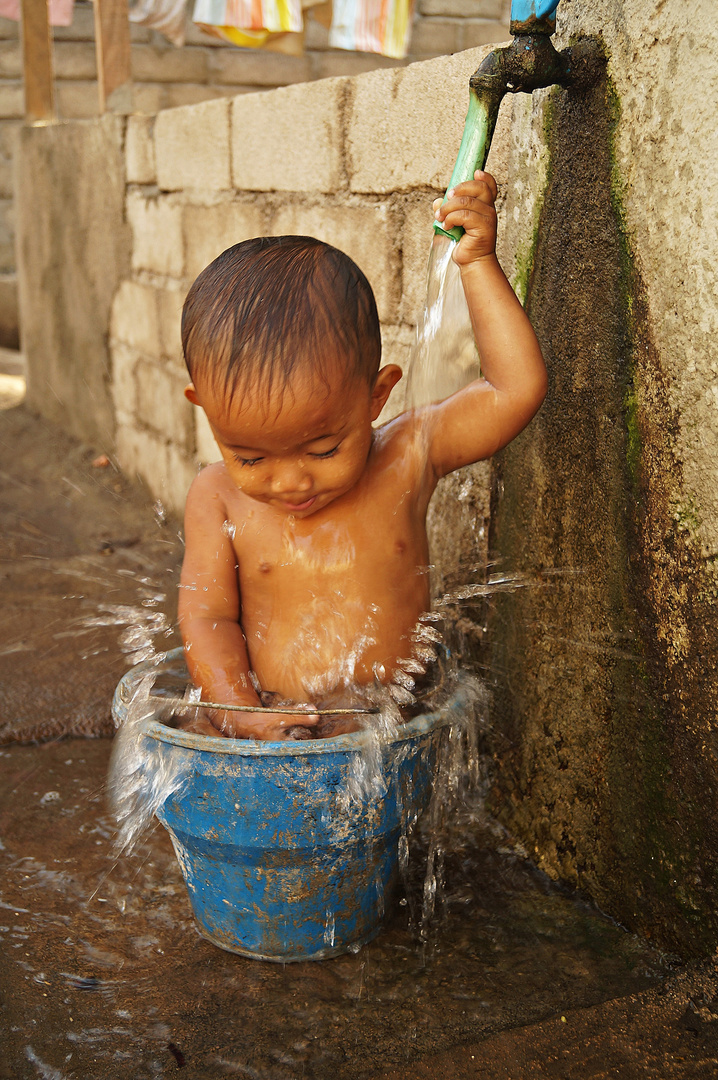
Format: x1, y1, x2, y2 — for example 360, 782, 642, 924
1, 399, 718, 1079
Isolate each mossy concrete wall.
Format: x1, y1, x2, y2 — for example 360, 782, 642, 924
14, 0, 718, 955
488, 0, 718, 956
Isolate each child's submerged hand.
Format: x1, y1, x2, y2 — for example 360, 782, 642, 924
433, 170, 498, 267
207, 705, 320, 741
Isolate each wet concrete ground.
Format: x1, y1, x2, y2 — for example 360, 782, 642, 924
2, 399, 718, 1079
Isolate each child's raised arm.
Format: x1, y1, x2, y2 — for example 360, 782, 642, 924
427, 171, 548, 479
178, 468, 318, 739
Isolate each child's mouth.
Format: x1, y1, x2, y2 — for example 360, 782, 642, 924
281, 496, 317, 512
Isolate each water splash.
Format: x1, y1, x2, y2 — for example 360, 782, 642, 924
107, 670, 189, 856
405, 234, 479, 411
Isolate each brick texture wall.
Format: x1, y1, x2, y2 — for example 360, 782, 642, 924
0, 0, 509, 288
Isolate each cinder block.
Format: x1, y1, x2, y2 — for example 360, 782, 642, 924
127, 190, 184, 278
0, 82, 23, 120
269, 200, 402, 323
0, 18, 18, 40
419, 0, 503, 16
110, 341, 140, 420
400, 197, 436, 324
0, 271, 18, 348
409, 18, 463, 56
56, 80, 100, 119
53, 5, 94, 40
110, 280, 160, 357
131, 43, 208, 84
157, 285, 186, 368
54, 42, 97, 81
460, 20, 510, 49
195, 406, 222, 465
164, 439, 200, 515
208, 50, 312, 87
0, 41, 20, 78
115, 423, 172, 507
303, 15, 330, 50
154, 97, 231, 191
132, 81, 167, 114
117, 420, 196, 516
348, 47, 493, 194
135, 358, 195, 448
0, 120, 20, 158
231, 78, 347, 193
313, 53, 402, 80
0, 156, 12, 199
376, 323, 414, 422
163, 83, 227, 109
183, 198, 263, 281
126, 114, 156, 184
183, 22, 227, 47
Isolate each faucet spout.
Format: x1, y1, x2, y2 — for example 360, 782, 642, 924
434, 1, 602, 242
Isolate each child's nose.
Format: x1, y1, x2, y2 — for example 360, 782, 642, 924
270, 460, 312, 494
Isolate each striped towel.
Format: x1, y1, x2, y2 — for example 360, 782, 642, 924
329, 0, 413, 59
193, 0, 304, 47
193, 0, 413, 57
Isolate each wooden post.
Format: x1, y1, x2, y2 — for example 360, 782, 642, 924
93, 0, 132, 113
20, 0, 56, 123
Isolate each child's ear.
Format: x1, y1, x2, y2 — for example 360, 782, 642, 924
184, 383, 201, 406
370, 365, 403, 421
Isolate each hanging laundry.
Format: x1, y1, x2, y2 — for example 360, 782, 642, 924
0, 0, 74, 26
129, 0, 188, 47
192, 0, 304, 51
328, 0, 414, 58
193, 0, 413, 59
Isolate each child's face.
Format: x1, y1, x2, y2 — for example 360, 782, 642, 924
187, 364, 401, 517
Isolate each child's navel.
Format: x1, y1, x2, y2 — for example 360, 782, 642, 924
259, 561, 272, 575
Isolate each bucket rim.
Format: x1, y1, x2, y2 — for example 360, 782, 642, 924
140, 691, 462, 756
116, 646, 465, 757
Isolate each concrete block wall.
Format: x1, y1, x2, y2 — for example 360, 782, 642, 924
0, 0, 509, 284
106, 47, 511, 517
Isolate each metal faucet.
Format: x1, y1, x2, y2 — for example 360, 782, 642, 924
435, 0, 602, 241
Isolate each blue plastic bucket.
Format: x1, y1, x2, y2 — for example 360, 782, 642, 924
112, 650, 463, 962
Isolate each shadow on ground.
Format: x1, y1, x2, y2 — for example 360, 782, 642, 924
1, 403, 717, 1079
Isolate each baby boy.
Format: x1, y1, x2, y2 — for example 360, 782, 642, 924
178, 173, 547, 739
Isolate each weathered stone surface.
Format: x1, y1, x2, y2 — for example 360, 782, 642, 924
400, 196, 436, 326
126, 114, 156, 184
231, 79, 347, 193
157, 284, 186, 367
409, 18, 464, 56
347, 48, 491, 193
0, 83, 23, 119
55, 80, 101, 119
110, 280, 161, 357
53, 41, 98, 80
135, 358, 195, 448
209, 50, 312, 87
127, 191, 184, 278
195, 405, 222, 464
131, 44, 208, 84
183, 198, 263, 281
0, 40, 20, 78
419, 0, 503, 15
269, 200, 402, 323
377, 323, 415, 421
16, 115, 130, 446
154, 98, 231, 191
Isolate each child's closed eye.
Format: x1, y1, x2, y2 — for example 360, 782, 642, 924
309, 445, 340, 459
235, 455, 263, 467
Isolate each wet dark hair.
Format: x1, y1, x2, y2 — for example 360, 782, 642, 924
181, 236, 382, 401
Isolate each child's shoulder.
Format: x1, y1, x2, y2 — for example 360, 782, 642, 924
185, 461, 238, 518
